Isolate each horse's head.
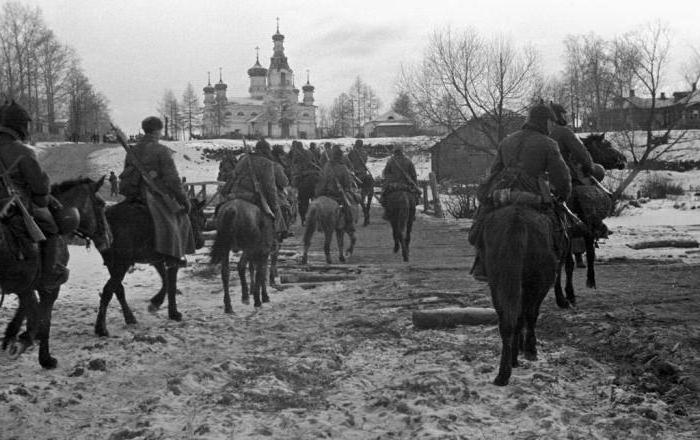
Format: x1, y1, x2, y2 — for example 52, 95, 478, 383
581, 133, 627, 170
51, 176, 113, 251
188, 198, 207, 250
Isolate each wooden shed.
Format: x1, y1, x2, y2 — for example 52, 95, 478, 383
430, 114, 525, 184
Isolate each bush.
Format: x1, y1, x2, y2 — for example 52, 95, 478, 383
638, 175, 685, 199
444, 192, 478, 219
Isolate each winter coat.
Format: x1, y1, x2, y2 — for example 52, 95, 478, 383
315, 159, 354, 203
548, 124, 594, 176
490, 126, 571, 201
118, 134, 188, 207
289, 147, 319, 184
383, 152, 418, 188
348, 147, 368, 174
0, 134, 51, 208
226, 152, 278, 215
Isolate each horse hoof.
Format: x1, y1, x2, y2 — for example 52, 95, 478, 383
224, 307, 234, 314
95, 327, 110, 338
40, 356, 58, 370
125, 317, 138, 326
7, 341, 28, 360
586, 280, 596, 289
393, 245, 400, 254
148, 303, 160, 314
339, 256, 346, 263
254, 302, 262, 308
241, 297, 250, 305
493, 375, 509, 386
555, 298, 570, 309
168, 311, 183, 322
176, 289, 184, 296
524, 352, 537, 362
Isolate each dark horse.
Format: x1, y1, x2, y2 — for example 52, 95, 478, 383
353, 170, 375, 226
553, 133, 626, 308
94, 199, 206, 336
295, 172, 319, 227
1, 177, 112, 368
301, 196, 357, 265
210, 199, 275, 312
483, 204, 558, 386
384, 190, 416, 262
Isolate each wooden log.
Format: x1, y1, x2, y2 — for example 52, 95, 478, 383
627, 239, 699, 250
273, 283, 322, 290
412, 307, 498, 329
280, 273, 356, 284
429, 172, 443, 218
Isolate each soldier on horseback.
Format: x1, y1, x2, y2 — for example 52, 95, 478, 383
348, 139, 369, 178
118, 116, 195, 264
380, 145, 421, 216
315, 145, 356, 234
549, 102, 609, 240
0, 101, 76, 288
469, 102, 571, 281
223, 139, 280, 242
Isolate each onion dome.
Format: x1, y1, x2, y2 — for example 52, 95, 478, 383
203, 72, 214, 93
214, 68, 227, 90
248, 59, 267, 77
302, 82, 315, 93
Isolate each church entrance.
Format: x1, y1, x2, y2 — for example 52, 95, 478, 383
280, 120, 290, 138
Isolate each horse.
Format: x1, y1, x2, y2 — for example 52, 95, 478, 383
266, 187, 298, 286
94, 198, 206, 337
553, 133, 626, 308
355, 171, 375, 227
384, 189, 416, 262
210, 198, 275, 312
2, 177, 112, 368
294, 172, 318, 226
482, 204, 559, 386
301, 196, 358, 265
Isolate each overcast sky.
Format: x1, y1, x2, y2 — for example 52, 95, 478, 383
23, 0, 700, 134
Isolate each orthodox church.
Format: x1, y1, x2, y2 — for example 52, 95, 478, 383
201, 22, 317, 139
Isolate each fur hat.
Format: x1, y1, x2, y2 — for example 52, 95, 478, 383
255, 139, 271, 155
331, 145, 344, 161
354, 139, 364, 148
0, 100, 32, 141
549, 101, 567, 125
524, 103, 555, 134
141, 116, 163, 134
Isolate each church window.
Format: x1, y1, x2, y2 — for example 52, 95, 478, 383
251, 112, 258, 116
281, 72, 286, 85
387, 116, 395, 120
302, 112, 309, 117
237, 112, 245, 116
225, 111, 232, 116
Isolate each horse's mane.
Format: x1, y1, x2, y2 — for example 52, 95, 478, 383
51, 177, 95, 195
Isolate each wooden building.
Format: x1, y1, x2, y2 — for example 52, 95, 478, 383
430, 113, 524, 184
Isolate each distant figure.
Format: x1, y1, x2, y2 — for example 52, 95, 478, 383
109, 171, 119, 197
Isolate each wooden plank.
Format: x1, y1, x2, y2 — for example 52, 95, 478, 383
412, 307, 498, 329
280, 273, 357, 284
627, 239, 699, 250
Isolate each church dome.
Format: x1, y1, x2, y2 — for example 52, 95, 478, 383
302, 83, 314, 92
248, 60, 268, 77
203, 83, 215, 94
272, 30, 284, 42
215, 80, 227, 91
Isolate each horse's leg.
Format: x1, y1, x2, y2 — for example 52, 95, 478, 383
336, 228, 345, 263
575, 253, 586, 268
554, 256, 569, 309
391, 214, 401, 254
512, 313, 524, 368
221, 249, 233, 314
8, 290, 40, 359
299, 191, 309, 227
363, 188, 373, 227
113, 274, 137, 325
269, 240, 279, 286
585, 237, 596, 289
148, 261, 167, 311
238, 252, 249, 305
3, 299, 26, 349
96, 265, 127, 337
260, 254, 270, 304
494, 307, 515, 387
251, 256, 262, 308
36, 287, 59, 369
399, 214, 409, 262
165, 262, 182, 321
565, 251, 576, 306
301, 215, 314, 265
405, 206, 415, 260
323, 229, 333, 264
346, 229, 356, 256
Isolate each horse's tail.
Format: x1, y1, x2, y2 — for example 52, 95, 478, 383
302, 201, 318, 248
210, 204, 235, 265
488, 207, 528, 326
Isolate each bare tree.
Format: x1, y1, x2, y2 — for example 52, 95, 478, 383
400, 27, 539, 155
608, 21, 698, 198
181, 82, 201, 140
